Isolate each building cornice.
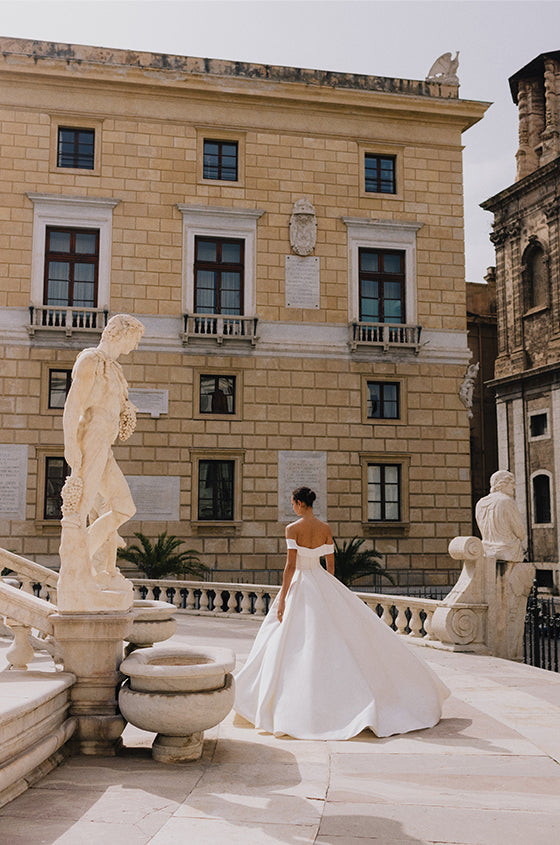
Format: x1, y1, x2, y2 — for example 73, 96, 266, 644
0, 37, 490, 132
481, 156, 560, 212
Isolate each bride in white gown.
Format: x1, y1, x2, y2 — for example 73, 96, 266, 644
234, 486, 449, 740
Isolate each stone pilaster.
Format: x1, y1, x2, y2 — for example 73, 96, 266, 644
50, 611, 133, 756
540, 58, 560, 165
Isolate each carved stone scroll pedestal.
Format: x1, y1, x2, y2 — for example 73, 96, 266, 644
50, 611, 133, 755
431, 536, 534, 660
430, 536, 489, 653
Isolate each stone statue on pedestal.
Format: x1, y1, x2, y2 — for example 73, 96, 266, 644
475, 470, 533, 660
57, 314, 145, 612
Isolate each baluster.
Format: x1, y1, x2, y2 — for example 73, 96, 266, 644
199, 588, 210, 612
5, 619, 34, 670
380, 602, 393, 628
226, 590, 237, 614
240, 589, 252, 615
19, 576, 33, 594
184, 588, 196, 611
394, 602, 408, 635
408, 605, 423, 638
37, 582, 50, 601
254, 589, 265, 615
423, 609, 436, 640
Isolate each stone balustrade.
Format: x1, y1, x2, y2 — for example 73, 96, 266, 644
131, 578, 442, 641
0, 548, 58, 603
1, 537, 499, 671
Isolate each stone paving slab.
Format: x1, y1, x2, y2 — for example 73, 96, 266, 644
0, 615, 559, 844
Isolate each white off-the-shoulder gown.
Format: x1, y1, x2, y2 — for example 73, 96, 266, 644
234, 539, 449, 740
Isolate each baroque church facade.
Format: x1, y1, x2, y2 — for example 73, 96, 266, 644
482, 51, 560, 589
0, 38, 487, 586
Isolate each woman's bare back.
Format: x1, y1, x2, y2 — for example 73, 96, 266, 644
287, 515, 332, 548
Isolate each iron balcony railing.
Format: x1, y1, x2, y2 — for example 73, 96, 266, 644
28, 305, 108, 337
182, 313, 258, 345
350, 321, 422, 352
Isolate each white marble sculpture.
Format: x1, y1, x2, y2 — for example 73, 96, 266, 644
289, 198, 317, 256
475, 470, 526, 562
426, 52, 460, 85
57, 314, 145, 612
476, 470, 533, 660
459, 362, 479, 419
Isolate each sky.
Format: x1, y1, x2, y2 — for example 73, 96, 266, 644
0, 0, 558, 282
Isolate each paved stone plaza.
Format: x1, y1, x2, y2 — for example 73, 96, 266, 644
1, 614, 560, 845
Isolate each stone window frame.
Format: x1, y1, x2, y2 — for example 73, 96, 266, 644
193, 367, 243, 421
528, 408, 550, 442
49, 114, 103, 176
27, 193, 120, 312
521, 236, 550, 315
359, 451, 411, 537
358, 143, 404, 201
530, 470, 554, 528
361, 375, 407, 425
342, 217, 422, 325
35, 446, 68, 528
177, 204, 264, 318
196, 128, 246, 187
190, 448, 245, 534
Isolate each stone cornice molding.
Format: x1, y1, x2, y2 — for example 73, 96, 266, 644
26, 192, 121, 209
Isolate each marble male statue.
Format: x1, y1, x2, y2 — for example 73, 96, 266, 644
58, 314, 144, 611
476, 470, 532, 660
475, 470, 526, 561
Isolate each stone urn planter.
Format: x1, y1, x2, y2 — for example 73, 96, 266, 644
118, 644, 235, 762
125, 599, 177, 653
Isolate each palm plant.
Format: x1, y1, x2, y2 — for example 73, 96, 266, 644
333, 537, 395, 588
117, 531, 209, 580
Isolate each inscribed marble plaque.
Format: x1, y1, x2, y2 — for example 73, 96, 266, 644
0, 445, 28, 520
278, 451, 327, 522
126, 476, 180, 521
285, 256, 320, 309
128, 389, 169, 418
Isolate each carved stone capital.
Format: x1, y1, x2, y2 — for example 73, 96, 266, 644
544, 198, 560, 221
490, 227, 508, 246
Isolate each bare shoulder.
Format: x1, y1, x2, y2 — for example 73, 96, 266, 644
73, 348, 99, 375
317, 518, 333, 543
285, 519, 301, 539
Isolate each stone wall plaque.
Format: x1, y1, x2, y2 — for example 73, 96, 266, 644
285, 256, 320, 309
128, 389, 169, 418
0, 445, 28, 520
278, 451, 327, 522
126, 476, 180, 521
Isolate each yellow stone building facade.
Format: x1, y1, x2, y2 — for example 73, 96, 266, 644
0, 38, 488, 586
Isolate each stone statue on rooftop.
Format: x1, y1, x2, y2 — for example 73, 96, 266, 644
57, 313, 145, 612
426, 52, 460, 85
475, 470, 526, 562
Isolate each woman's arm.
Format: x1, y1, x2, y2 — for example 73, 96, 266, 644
325, 551, 334, 576
277, 547, 296, 622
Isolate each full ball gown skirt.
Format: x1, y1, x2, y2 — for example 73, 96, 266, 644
234, 541, 450, 740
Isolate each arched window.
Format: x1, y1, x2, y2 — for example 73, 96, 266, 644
532, 473, 551, 524
523, 240, 549, 310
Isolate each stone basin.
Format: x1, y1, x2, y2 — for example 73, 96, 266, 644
118, 644, 236, 762
120, 644, 235, 692
125, 599, 177, 649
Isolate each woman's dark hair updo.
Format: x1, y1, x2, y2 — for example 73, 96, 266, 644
292, 486, 316, 508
